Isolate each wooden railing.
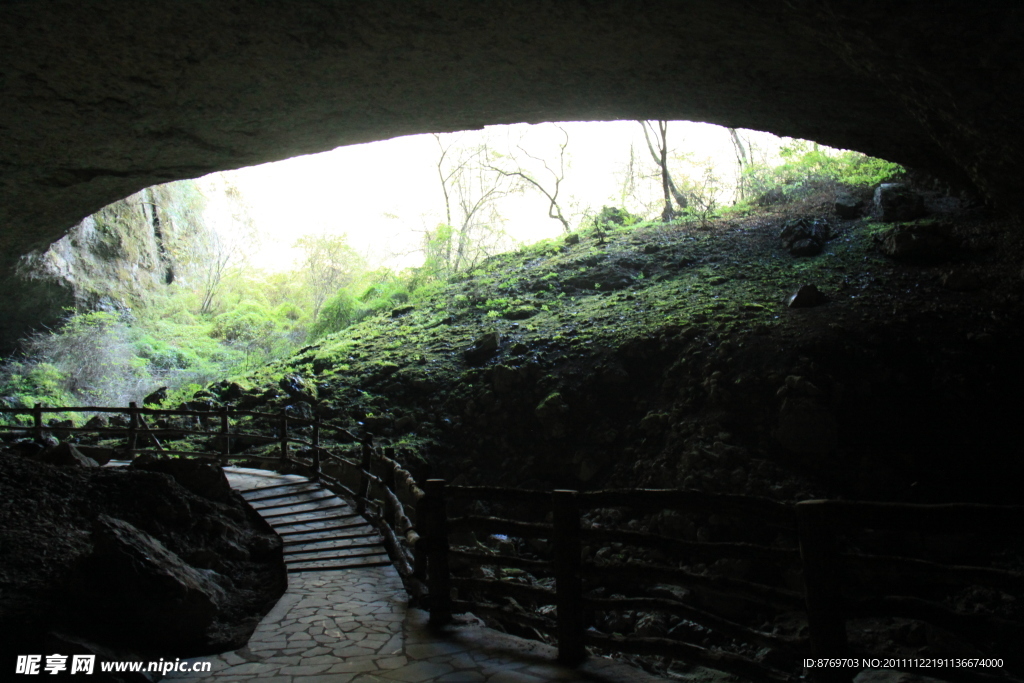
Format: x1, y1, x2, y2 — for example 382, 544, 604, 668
419, 481, 1023, 683
3, 404, 1021, 682
0, 402, 428, 599
797, 500, 1024, 683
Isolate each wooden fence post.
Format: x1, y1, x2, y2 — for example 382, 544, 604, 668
127, 402, 139, 458
32, 403, 43, 443
220, 407, 230, 461
552, 489, 585, 666
355, 440, 372, 515
311, 418, 321, 481
797, 500, 851, 683
424, 478, 452, 627
383, 447, 397, 527
279, 412, 289, 464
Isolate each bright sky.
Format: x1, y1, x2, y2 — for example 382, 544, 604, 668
197, 121, 787, 273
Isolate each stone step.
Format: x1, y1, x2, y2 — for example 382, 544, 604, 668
262, 502, 351, 519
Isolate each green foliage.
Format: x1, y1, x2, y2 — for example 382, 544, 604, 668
743, 140, 904, 203
356, 269, 411, 314
310, 289, 361, 340
594, 206, 642, 230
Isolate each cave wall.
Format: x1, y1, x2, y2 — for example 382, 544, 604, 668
0, 188, 189, 351
1, 1, 1021, 279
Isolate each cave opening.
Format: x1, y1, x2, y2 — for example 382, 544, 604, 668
2, 1, 1023, 680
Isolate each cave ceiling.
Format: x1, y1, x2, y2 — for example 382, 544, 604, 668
1, 1, 1021, 271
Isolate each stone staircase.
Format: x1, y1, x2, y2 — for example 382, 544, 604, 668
228, 468, 391, 572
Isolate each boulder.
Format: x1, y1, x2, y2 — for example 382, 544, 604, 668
464, 331, 501, 365
786, 284, 828, 308
776, 396, 838, 455
279, 374, 317, 404
779, 217, 832, 256
143, 386, 168, 406
64, 514, 225, 649
874, 183, 926, 221
36, 442, 99, 468
941, 268, 983, 291
535, 391, 570, 438
880, 220, 956, 262
83, 414, 108, 429
131, 455, 235, 504
74, 445, 115, 466
834, 191, 864, 218
212, 381, 244, 401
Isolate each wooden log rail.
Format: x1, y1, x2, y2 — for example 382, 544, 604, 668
430, 483, 1023, 683
3, 404, 1022, 683
796, 500, 1024, 683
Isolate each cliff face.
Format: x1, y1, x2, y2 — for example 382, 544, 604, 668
0, 185, 197, 353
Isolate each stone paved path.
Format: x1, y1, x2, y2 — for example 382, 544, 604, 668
164, 468, 672, 683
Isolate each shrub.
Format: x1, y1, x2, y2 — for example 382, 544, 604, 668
743, 140, 904, 205
310, 289, 362, 339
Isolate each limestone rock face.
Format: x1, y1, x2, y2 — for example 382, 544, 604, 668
0, 0, 1021, 285
66, 514, 226, 649
0, 189, 190, 351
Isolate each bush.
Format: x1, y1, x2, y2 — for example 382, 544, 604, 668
743, 140, 904, 204
18, 311, 153, 405
310, 289, 362, 339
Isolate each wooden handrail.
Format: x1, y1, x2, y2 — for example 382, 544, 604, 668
3, 401, 1020, 683
579, 488, 795, 526
581, 526, 800, 563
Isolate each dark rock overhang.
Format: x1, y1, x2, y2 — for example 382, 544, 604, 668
1, 0, 1020, 270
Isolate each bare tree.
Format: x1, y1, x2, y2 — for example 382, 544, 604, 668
728, 127, 752, 203
486, 125, 572, 232
294, 232, 364, 320
190, 178, 259, 315
430, 133, 514, 277
639, 120, 688, 221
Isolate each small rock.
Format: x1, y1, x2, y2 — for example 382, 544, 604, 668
786, 284, 828, 308
874, 182, 926, 222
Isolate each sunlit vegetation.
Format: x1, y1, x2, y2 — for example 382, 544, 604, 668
0, 123, 902, 414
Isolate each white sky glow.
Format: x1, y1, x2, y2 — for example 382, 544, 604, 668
197, 121, 790, 273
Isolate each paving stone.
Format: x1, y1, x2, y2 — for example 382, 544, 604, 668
379, 660, 455, 682
484, 672, 547, 683
405, 642, 470, 659
302, 675, 358, 683
184, 470, 670, 683
439, 673, 486, 682
280, 664, 333, 675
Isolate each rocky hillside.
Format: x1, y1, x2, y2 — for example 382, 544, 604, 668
207, 184, 1022, 505
0, 183, 202, 353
